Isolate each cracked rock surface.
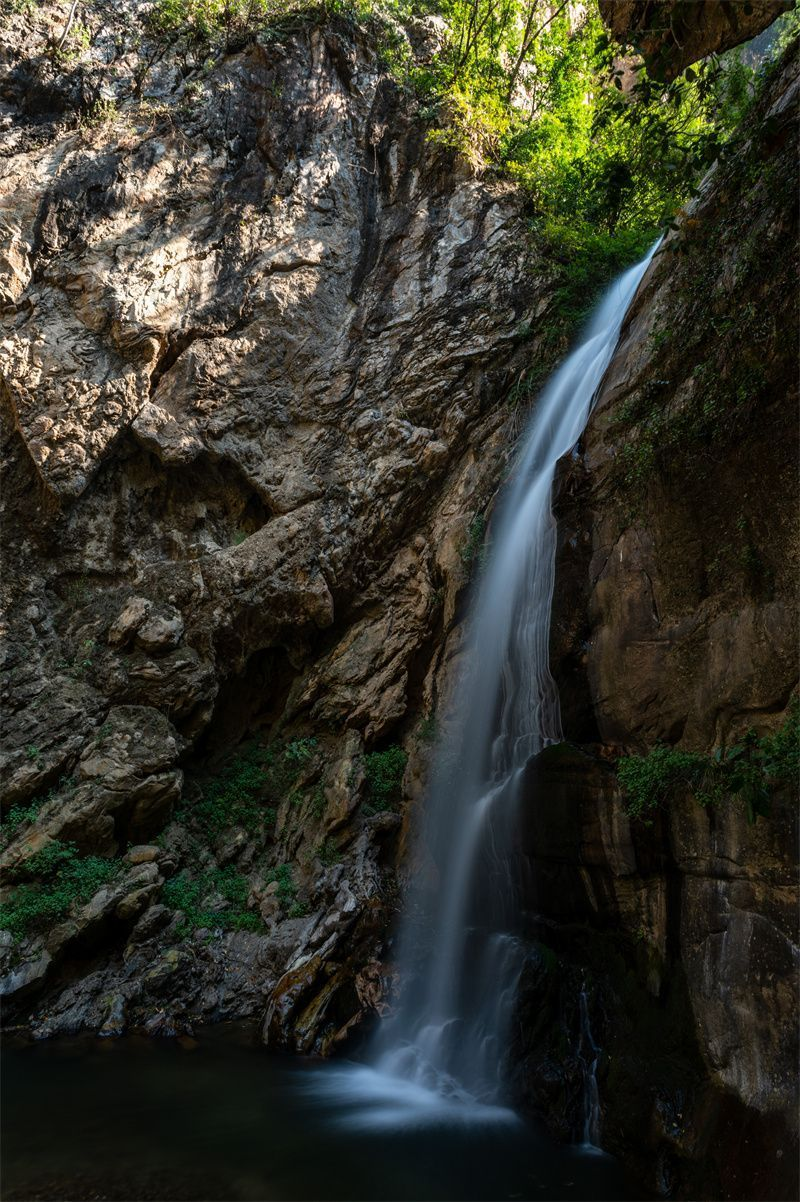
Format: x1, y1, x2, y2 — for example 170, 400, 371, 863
0, 2, 548, 1047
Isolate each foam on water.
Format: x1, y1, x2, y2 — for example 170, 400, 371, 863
299, 1062, 522, 1131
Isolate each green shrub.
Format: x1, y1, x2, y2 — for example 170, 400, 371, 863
533, 222, 658, 355
418, 714, 437, 744
145, 0, 279, 47
618, 700, 799, 824
316, 838, 341, 867
162, 867, 261, 936
617, 746, 706, 819
261, 862, 309, 918
0, 842, 119, 942
1, 775, 78, 850
187, 737, 318, 838
265, 862, 297, 907
461, 513, 487, 574
2, 801, 42, 846
284, 738, 318, 765
364, 745, 407, 812
190, 750, 274, 837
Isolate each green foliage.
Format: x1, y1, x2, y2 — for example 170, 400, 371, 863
162, 866, 261, 936
364, 745, 407, 812
617, 746, 707, 819
52, 19, 92, 62
1, 776, 77, 850
0, 842, 119, 942
265, 862, 308, 915
461, 513, 487, 573
137, 0, 785, 252
775, 4, 800, 55
1, 801, 42, 844
186, 737, 320, 838
418, 713, 438, 743
618, 701, 799, 824
284, 737, 318, 765
534, 222, 658, 358
190, 747, 275, 837
144, 0, 296, 50
82, 98, 119, 128
316, 837, 342, 867
387, 0, 771, 237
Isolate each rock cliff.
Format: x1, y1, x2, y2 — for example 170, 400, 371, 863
1, 3, 797, 1199
515, 39, 799, 1201
0, 1, 547, 1041
598, 0, 792, 80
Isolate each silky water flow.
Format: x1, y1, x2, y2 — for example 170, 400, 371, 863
312, 243, 658, 1135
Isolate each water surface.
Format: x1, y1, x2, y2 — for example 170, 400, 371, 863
2, 1026, 632, 1201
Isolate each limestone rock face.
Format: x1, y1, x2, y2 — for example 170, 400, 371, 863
518, 746, 797, 1195
554, 45, 800, 756
536, 44, 799, 1200
1, 5, 797, 1198
0, 2, 547, 1043
598, 0, 792, 80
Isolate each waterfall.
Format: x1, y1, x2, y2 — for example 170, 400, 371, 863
578, 985, 602, 1149
368, 243, 659, 1112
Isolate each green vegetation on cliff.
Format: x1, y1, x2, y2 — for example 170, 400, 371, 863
0, 842, 119, 941
139, 0, 796, 245
162, 866, 262, 935
617, 701, 799, 823
185, 737, 320, 837
364, 745, 408, 812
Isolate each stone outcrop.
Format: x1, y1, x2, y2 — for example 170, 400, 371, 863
513, 747, 797, 1200
517, 40, 799, 1202
0, 0, 549, 1042
0, 2, 797, 1199
598, 0, 792, 79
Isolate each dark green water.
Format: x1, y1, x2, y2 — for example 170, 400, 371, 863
2, 1026, 633, 1201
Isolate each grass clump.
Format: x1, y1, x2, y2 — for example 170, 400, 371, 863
364, 745, 407, 813
0, 842, 119, 942
461, 513, 487, 575
162, 866, 262, 936
264, 863, 309, 917
188, 737, 320, 838
1, 775, 78, 850
1, 801, 43, 847
316, 838, 342, 867
265, 862, 296, 906
618, 700, 799, 824
191, 748, 274, 838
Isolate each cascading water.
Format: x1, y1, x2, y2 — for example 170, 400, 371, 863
369, 243, 659, 1115
311, 245, 657, 1135
578, 985, 602, 1150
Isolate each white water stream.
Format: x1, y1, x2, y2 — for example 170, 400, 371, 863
319, 244, 658, 1133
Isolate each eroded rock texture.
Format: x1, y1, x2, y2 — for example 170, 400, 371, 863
519, 42, 799, 1201
598, 0, 792, 79
0, 2, 547, 1043
0, 3, 797, 1199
